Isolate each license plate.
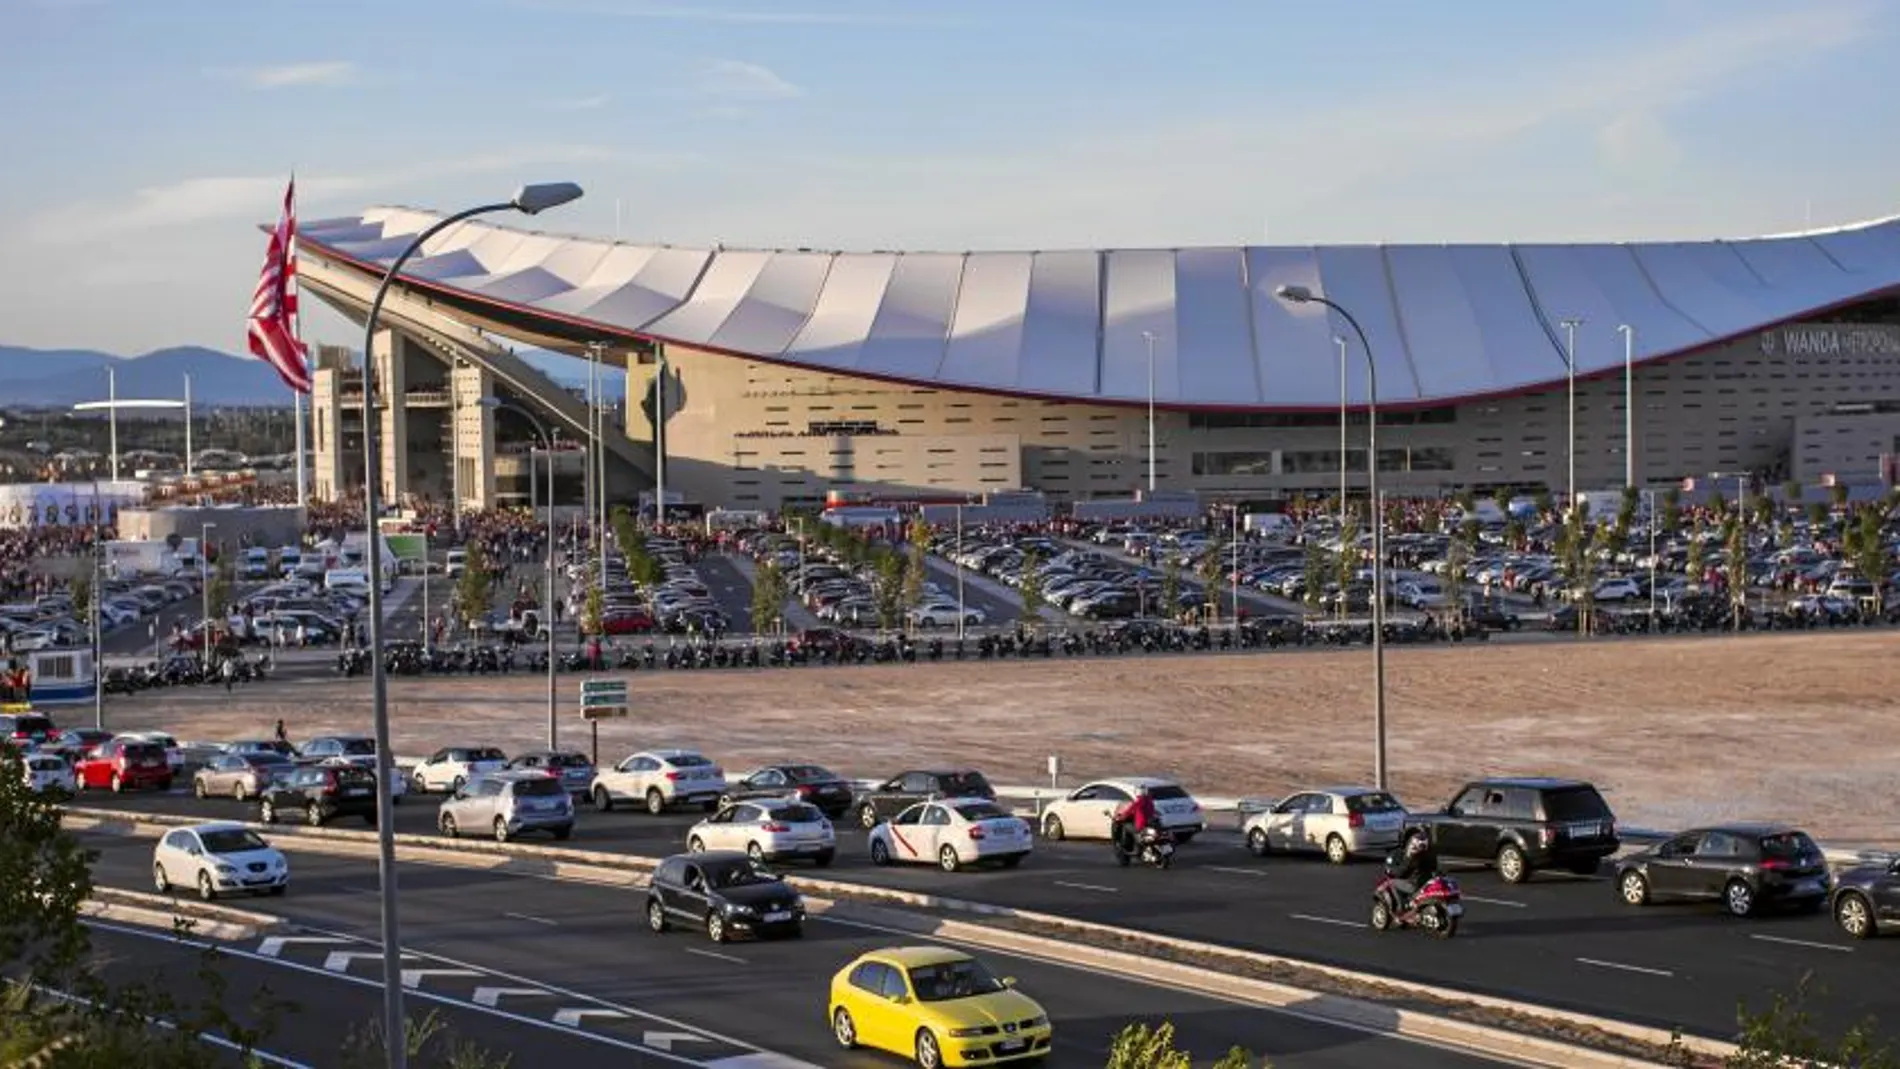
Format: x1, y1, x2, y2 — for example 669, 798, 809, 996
1568, 822, 1601, 837
345, 788, 369, 796
998, 1040, 1027, 1052
1793, 879, 1821, 894
1446, 903, 1465, 916
763, 911, 792, 923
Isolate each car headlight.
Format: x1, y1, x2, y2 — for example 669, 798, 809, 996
948, 1026, 994, 1038
1028, 1015, 1049, 1028
726, 903, 756, 915
216, 864, 237, 874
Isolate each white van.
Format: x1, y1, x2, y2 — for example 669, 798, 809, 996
324, 569, 372, 597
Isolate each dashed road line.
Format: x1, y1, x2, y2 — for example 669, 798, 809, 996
1459, 895, 1527, 908
257, 935, 348, 958
1289, 913, 1362, 929
1202, 866, 1270, 877
324, 950, 411, 972
684, 947, 747, 965
1052, 880, 1119, 893
402, 968, 481, 988
1576, 957, 1674, 977
473, 986, 550, 1007
503, 911, 559, 926
554, 1007, 629, 1027
1749, 934, 1852, 953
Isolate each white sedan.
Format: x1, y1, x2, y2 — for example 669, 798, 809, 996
1243, 787, 1408, 864
1039, 777, 1205, 842
152, 823, 289, 900
687, 798, 837, 866
867, 798, 1032, 872
409, 746, 508, 794
907, 602, 986, 628
23, 753, 76, 792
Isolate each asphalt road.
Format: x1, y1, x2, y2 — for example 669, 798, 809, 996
79, 833, 1511, 1069
73, 790, 1898, 1046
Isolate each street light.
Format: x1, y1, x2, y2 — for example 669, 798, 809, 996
90, 482, 105, 731
1616, 324, 1636, 491
1141, 330, 1158, 493
654, 344, 669, 531
1275, 284, 1388, 790
1335, 335, 1349, 529
199, 522, 217, 672
1559, 317, 1583, 512
479, 397, 560, 752
358, 181, 582, 1069
953, 504, 967, 641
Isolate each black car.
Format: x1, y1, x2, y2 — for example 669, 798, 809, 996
1405, 777, 1618, 883
854, 768, 996, 829
258, 764, 379, 826
1831, 856, 1900, 938
0, 712, 56, 746
645, 851, 805, 943
721, 763, 856, 819
298, 735, 377, 763
1617, 824, 1831, 917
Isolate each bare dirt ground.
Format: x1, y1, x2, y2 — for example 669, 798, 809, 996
108, 631, 1900, 848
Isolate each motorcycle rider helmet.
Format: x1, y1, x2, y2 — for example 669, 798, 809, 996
1405, 833, 1429, 857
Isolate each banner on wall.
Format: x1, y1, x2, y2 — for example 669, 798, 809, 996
0, 482, 145, 530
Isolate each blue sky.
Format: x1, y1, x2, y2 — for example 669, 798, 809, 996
2, 0, 1896, 356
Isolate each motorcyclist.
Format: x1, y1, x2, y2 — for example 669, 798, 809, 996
1111, 787, 1161, 857
1388, 833, 1439, 909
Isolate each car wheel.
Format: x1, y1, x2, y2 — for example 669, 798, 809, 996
1724, 879, 1755, 918
438, 813, 458, 840
746, 842, 766, 863
1619, 870, 1651, 906
197, 871, 217, 902
234, 781, 250, 802
1246, 827, 1270, 857
153, 863, 170, 894
915, 1027, 943, 1069
450, 775, 466, 794
594, 787, 614, 812
110, 773, 123, 793
705, 911, 727, 944
646, 789, 667, 816
814, 850, 835, 868
831, 1007, 857, 1049
260, 800, 276, 824
411, 774, 429, 796
646, 898, 667, 933
687, 836, 706, 853
194, 778, 208, 799
858, 804, 879, 830
267, 885, 286, 897
870, 838, 892, 866
938, 845, 961, 873
1325, 834, 1350, 865
494, 818, 511, 843
552, 825, 572, 842
1496, 843, 1529, 884
1042, 814, 1065, 841
1836, 892, 1878, 939
306, 803, 324, 827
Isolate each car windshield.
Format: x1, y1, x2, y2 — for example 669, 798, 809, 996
784, 765, 838, 783
122, 744, 164, 761
512, 778, 564, 797
28, 757, 64, 770
331, 766, 374, 785
1541, 787, 1611, 822
472, 748, 506, 762
339, 739, 376, 755
199, 829, 269, 853
1760, 832, 1819, 860
1147, 785, 1189, 801
1346, 792, 1404, 813
942, 772, 991, 796
666, 754, 712, 768
769, 803, 825, 823
908, 959, 1006, 1002
547, 753, 590, 768
15, 717, 52, 734
953, 802, 1010, 821
705, 860, 778, 888
246, 754, 292, 768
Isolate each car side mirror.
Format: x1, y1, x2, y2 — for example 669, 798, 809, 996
1002, 976, 1017, 988
1888, 858, 1900, 877
891, 994, 911, 1005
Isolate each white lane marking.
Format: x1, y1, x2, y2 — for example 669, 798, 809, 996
402, 968, 481, 988
555, 1007, 629, 1027
83, 920, 710, 1067
325, 950, 411, 972
684, 947, 747, 965
1290, 913, 1363, 929
29, 978, 314, 1069
1749, 934, 1852, 953
1052, 880, 1118, 893
647, 1031, 711, 1051
1577, 957, 1674, 977
257, 935, 349, 958
473, 986, 550, 1007
504, 911, 559, 926
1203, 866, 1269, 877
703, 1057, 827, 1069
1459, 895, 1527, 908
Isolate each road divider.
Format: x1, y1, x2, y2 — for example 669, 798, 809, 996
82, 886, 283, 941
65, 805, 1737, 1067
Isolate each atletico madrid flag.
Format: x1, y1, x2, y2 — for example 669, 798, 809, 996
247, 178, 311, 394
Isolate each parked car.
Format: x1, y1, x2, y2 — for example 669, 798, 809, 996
687, 798, 836, 866
22, 752, 75, 793
224, 739, 298, 759
1831, 856, 1900, 939
1404, 777, 1619, 883
258, 763, 379, 826
719, 763, 856, 819
194, 752, 295, 800
152, 822, 288, 900
504, 749, 596, 798
299, 734, 406, 799
1038, 778, 1204, 843
1617, 824, 1831, 917
828, 947, 1053, 1067
436, 771, 574, 842
0, 712, 56, 746
868, 798, 1032, 873
645, 851, 806, 943
410, 746, 509, 794
1244, 787, 1408, 864
591, 749, 725, 814
854, 768, 996, 830
73, 739, 172, 793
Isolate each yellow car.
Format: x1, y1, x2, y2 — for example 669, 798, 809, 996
828, 946, 1053, 1067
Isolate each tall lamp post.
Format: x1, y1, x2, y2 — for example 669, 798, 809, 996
1616, 324, 1636, 490
90, 482, 105, 730
482, 398, 560, 751
1559, 317, 1583, 512
653, 344, 669, 530
1335, 335, 1349, 528
198, 522, 218, 672
1141, 330, 1158, 493
1276, 284, 1388, 790
358, 182, 582, 1069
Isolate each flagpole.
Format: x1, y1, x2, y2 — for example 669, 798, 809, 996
290, 175, 309, 508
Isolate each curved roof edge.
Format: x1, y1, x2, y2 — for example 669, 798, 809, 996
297, 208, 1900, 409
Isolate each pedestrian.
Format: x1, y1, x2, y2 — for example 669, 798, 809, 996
273, 718, 288, 746
220, 656, 236, 691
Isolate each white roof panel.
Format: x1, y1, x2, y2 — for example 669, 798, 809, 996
940, 253, 1033, 390
1100, 250, 1177, 401
1246, 247, 1333, 405
1015, 251, 1101, 395
641, 251, 772, 344
707, 251, 832, 356
1444, 245, 1567, 386
577, 248, 709, 331
856, 253, 964, 381
533, 245, 663, 317
1172, 248, 1258, 403
1313, 246, 1421, 399
1634, 242, 1786, 344
784, 255, 897, 370
1385, 246, 1502, 399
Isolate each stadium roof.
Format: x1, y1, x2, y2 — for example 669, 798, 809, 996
299, 208, 1900, 410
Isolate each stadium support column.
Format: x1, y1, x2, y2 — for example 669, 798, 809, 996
372, 328, 410, 505
450, 363, 496, 511
312, 366, 345, 499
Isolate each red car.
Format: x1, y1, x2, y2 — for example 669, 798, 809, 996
602, 608, 655, 634
74, 739, 173, 793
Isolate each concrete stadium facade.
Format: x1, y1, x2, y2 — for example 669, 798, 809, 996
296, 208, 1900, 511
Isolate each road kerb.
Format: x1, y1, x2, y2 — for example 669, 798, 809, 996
81, 888, 280, 941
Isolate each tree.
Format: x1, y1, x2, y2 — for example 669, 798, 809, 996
872, 550, 906, 631
1709, 489, 1728, 517
1105, 1021, 1263, 1069
1018, 549, 1046, 627
1726, 508, 1749, 628
71, 574, 92, 627
1443, 518, 1476, 625
1685, 520, 1707, 587
206, 552, 235, 619
1807, 501, 1830, 528
580, 583, 603, 638
1660, 487, 1682, 536
1333, 508, 1362, 618
1617, 485, 1640, 544
454, 542, 493, 628
750, 560, 787, 635
1300, 540, 1326, 613
1723, 979, 1897, 1069
1845, 506, 1894, 616
1781, 478, 1803, 510
1197, 539, 1227, 624
1751, 493, 1776, 532
1502, 514, 1526, 552
1830, 481, 1851, 511
1556, 505, 1596, 634
901, 518, 930, 622
1533, 488, 1554, 521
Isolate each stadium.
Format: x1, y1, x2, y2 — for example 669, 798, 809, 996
294, 208, 1900, 513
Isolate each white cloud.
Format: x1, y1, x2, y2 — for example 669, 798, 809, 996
555, 94, 611, 111
1597, 111, 1682, 171
698, 59, 802, 99
218, 61, 358, 89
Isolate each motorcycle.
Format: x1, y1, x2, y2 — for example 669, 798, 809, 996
1370, 862, 1462, 938
1113, 825, 1176, 869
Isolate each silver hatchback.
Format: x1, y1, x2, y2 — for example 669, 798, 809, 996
437, 772, 575, 843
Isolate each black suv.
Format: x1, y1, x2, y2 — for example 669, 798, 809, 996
853, 768, 996, 829
1405, 777, 1618, 883
720, 763, 856, 819
258, 764, 379, 826
645, 851, 806, 943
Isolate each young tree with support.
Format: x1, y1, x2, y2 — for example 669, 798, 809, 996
901, 517, 929, 624
1018, 549, 1046, 629
1196, 538, 1226, 625
750, 560, 787, 635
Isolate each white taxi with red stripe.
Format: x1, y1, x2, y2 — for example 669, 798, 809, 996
867, 797, 1032, 873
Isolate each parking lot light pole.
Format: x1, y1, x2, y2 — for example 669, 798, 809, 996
483, 398, 560, 750
1276, 284, 1387, 790
1559, 317, 1583, 513
1617, 324, 1636, 490
199, 522, 217, 672
1142, 330, 1158, 493
91, 482, 105, 730
954, 504, 967, 641
361, 182, 582, 1069
1336, 336, 1349, 528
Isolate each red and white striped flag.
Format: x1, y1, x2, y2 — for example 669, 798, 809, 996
247, 178, 311, 394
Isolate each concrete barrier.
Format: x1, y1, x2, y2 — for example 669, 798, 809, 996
81, 886, 282, 941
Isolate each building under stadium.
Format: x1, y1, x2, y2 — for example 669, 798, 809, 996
295, 207, 1900, 513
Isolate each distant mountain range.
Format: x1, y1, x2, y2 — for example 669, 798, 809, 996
0, 344, 624, 406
